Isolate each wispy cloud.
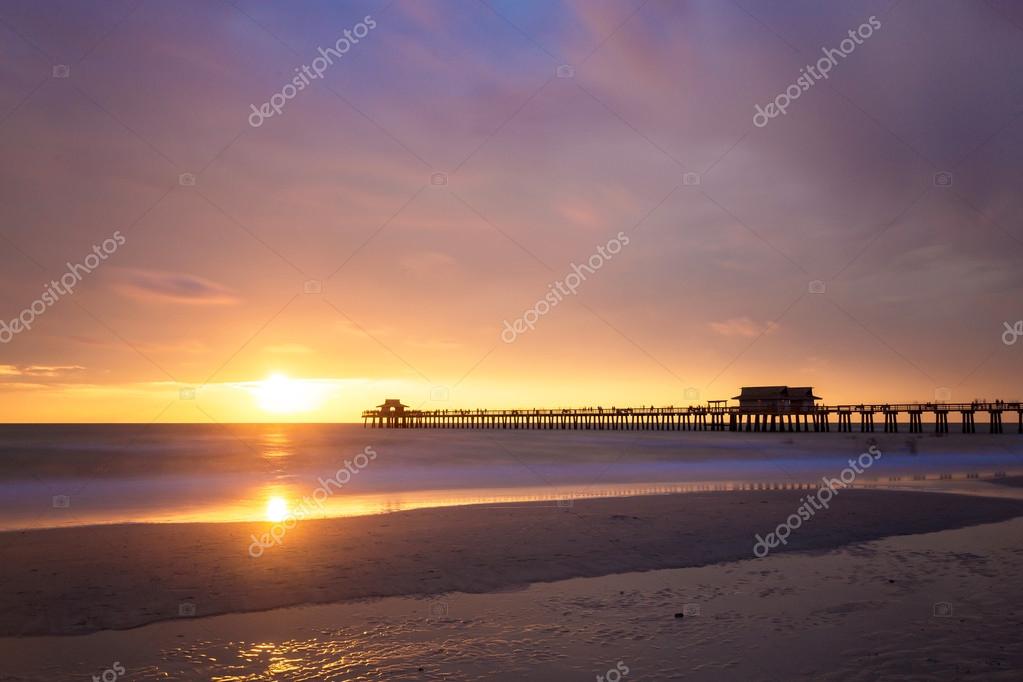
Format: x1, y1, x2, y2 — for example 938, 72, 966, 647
0, 364, 87, 378
709, 317, 779, 338
114, 269, 239, 306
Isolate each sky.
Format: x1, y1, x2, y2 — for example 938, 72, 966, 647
0, 0, 1021, 422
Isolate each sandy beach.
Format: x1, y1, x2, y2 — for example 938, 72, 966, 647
4, 486, 1023, 639
2, 483, 1023, 680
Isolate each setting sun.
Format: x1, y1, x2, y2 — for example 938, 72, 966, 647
252, 374, 326, 415
266, 496, 288, 523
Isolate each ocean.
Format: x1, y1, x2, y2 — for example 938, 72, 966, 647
1, 424, 1019, 530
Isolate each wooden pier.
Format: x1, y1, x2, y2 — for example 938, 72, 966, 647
362, 399, 1023, 434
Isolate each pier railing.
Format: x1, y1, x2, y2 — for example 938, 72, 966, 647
362, 402, 1022, 434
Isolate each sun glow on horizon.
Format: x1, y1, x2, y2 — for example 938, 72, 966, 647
266, 496, 288, 523
251, 373, 327, 415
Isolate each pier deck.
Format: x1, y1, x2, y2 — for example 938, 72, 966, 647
361, 402, 1022, 434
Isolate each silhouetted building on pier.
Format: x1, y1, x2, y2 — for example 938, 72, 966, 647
377, 399, 408, 427
733, 386, 820, 414
378, 399, 408, 414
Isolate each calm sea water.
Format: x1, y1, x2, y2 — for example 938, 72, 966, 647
0, 424, 1019, 530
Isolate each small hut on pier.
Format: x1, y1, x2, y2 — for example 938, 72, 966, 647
378, 399, 408, 415
733, 386, 820, 413
375, 399, 409, 426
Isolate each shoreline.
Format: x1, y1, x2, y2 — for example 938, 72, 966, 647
4, 472, 1019, 534
4, 473, 1022, 534
4, 487, 1023, 637
6, 517, 1023, 680
3, 428, 1021, 533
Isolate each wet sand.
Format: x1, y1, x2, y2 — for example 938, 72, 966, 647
3, 488, 1023, 638
2, 497, 1023, 680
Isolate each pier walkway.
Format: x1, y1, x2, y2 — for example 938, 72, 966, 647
362, 401, 1022, 434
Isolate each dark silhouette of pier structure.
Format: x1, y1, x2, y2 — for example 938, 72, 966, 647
363, 389, 1022, 434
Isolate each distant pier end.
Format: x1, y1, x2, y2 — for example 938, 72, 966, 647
362, 387, 1021, 434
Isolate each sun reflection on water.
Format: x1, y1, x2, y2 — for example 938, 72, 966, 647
259, 430, 294, 461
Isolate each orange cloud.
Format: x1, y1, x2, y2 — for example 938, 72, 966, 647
0, 365, 86, 379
